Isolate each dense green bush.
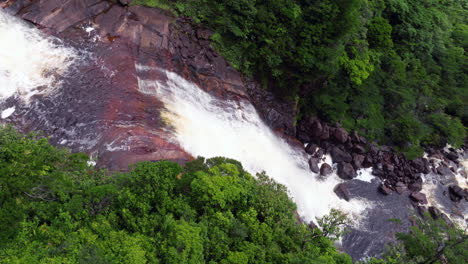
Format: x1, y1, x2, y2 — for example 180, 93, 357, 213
135, 0, 467, 156
0, 127, 351, 263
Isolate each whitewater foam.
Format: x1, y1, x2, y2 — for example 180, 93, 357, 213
0, 10, 77, 102
1, 106, 15, 119
136, 66, 373, 224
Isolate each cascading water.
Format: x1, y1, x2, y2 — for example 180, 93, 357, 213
136, 65, 373, 223
0, 10, 77, 102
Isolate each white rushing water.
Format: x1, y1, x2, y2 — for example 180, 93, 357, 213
422, 152, 467, 227
0, 10, 77, 101
137, 66, 372, 223
1, 106, 15, 119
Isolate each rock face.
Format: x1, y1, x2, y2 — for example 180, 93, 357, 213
0, 0, 255, 170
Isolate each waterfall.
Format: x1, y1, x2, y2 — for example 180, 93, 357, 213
0, 10, 77, 102
136, 65, 373, 223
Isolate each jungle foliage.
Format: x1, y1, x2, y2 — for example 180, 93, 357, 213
135, 0, 467, 158
1, 127, 467, 263
0, 127, 351, 263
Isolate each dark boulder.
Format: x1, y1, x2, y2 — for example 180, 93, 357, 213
320, 163, 333, 176
437, 166, 455, 177
448, 185, 466, 202
330, 146, 352, 163
352, 154, 365, 169
350, 130, 361, 143
319, 124, 330, 141
446, 151, 458, 161
333, 127, 348, 144
334, 183, 351, 201
313, 148, 324, 159
310, 119, 323, 138
308, 158, 320, 174
410, 192, 428, 204
362, 154, 374, 168
384, 163, 395, 173
337, 162, 357, 180
378, 183, 392, 195
411, 158, 430, 174
395, 181, 406, 194
408, 178, 423, 192
428, 206, 441, 219
369, 144, 379, 155
353, 144, 366, 154
305, 143, 318, 155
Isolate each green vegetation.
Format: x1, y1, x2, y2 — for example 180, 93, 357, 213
1, 125, 467, 263
135, 0, 467, 157
0, 127, 351, 263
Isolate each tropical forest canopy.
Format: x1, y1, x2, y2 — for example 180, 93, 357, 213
134, 0, 467, 158
0, 127, 351, 263
0, 125, 466, 263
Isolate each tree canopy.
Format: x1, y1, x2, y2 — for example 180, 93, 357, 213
0, 127, 351, 263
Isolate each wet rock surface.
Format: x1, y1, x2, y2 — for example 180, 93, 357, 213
0, 0, 255, 170
339, 179, 414, 261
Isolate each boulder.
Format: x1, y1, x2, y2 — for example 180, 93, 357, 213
310, 119, 323, 138
428, 206, 441, 219
437, 166, 455, 177
305, 143, 318, 155
337, 162, 357, 180
411, 158, 430, 174
369, 144, 379, 155
334, 183, 351, 201
333, 127, 348, 143
313, 148, 324, 159
378, 183, 392, 195
446, 151, 458, 161
352, 144, 366, 154
410, 192, 428, 204
320, 163, 333, 176
384, 163, 395, 173
395, 181, 406, 194
408, 178, 423, 192
319, 124, 330, 141
308, 158, 320, 174
330, 146, 352, 163
448, 185, 466, 202
362, 154, 374, 168
352, 154, 365, 169
350, 130, 361, 143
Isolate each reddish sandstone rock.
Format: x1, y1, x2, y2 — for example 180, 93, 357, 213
3, 0, 250, 170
